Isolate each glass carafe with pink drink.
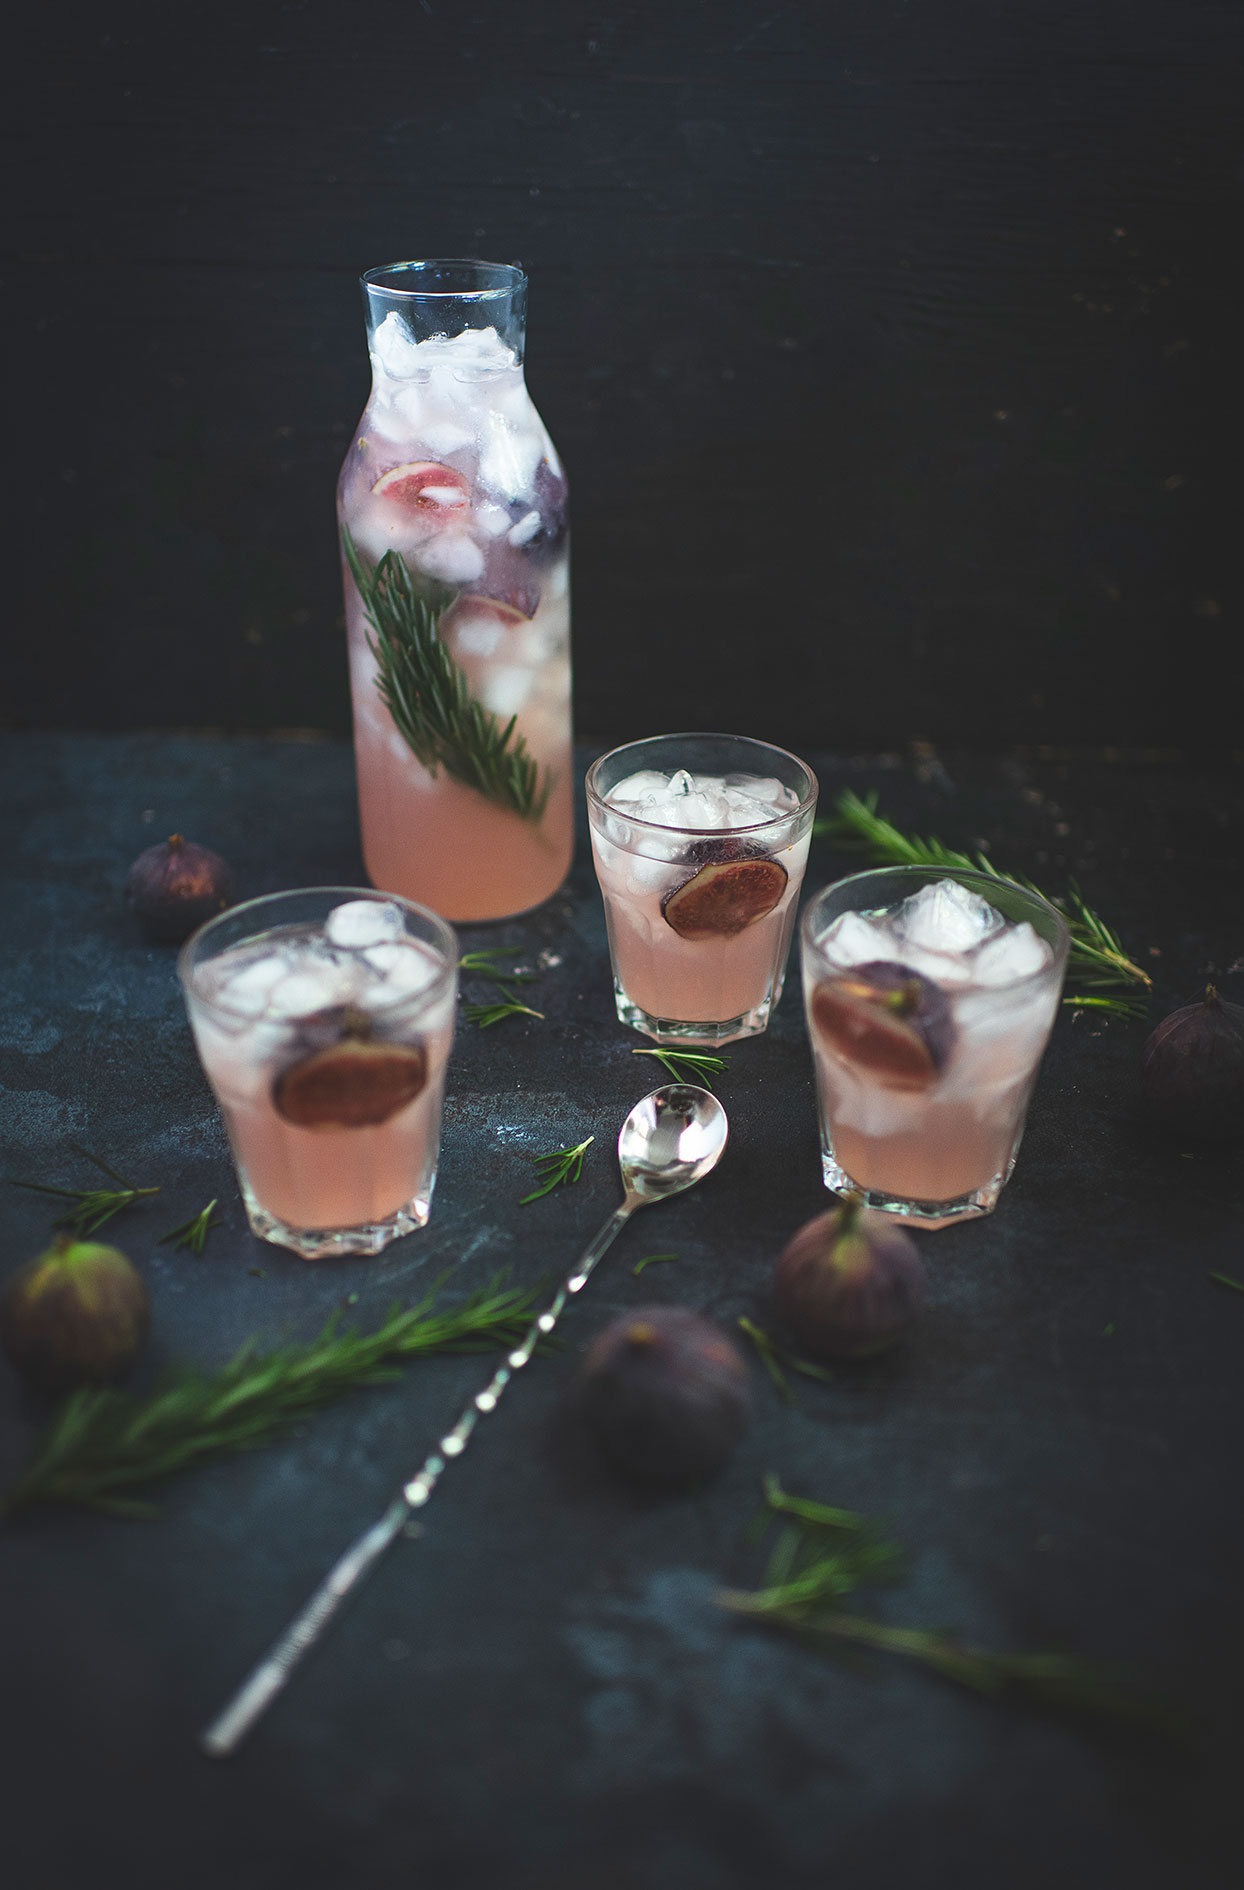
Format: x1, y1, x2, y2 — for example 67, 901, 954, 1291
338, 260, 572, 921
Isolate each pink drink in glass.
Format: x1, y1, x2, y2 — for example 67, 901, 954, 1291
181, 891, 458, 1258
339, 261, 572, 922
587, 734, 818, 1045
801, 868, 1069, 1227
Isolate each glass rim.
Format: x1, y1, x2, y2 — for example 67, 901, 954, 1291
585, 731, 819, 838
800, 862, 1071, 993
362, 258, 526, 301
178, 887, 460, 1024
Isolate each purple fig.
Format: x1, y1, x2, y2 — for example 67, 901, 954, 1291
774, 1196, 926, 1360
124, 833, 235, 941
0, 1237, 149, 1396
575, 1305, 750, 1481
1140, 985, 1244, 1141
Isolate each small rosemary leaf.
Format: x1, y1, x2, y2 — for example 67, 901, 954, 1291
633, 1252, 679, 1277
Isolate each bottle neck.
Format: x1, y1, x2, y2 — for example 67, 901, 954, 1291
362, 259, 527, 368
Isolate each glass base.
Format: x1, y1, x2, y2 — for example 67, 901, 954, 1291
614, 978, 775, 1047
820, 1149, 1004, 1230
239, 1176, 432, 1260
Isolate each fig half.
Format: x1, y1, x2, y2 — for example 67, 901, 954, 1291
661, 848, 788, 941
810, 960, 954, 1092
274, 1008, 427, 1130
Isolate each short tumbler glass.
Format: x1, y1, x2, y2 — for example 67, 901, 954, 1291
180, 888, 459, 1259
801, 866, 1070, 1227
586, 732, 818, 1045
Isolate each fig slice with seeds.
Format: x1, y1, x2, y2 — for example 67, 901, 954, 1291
274, 1007, 427, 1130
661, 850, 788, 941
810, 961, 954, 1093
370, 460, 470, 515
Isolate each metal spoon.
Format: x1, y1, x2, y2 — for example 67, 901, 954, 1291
201, 1084, 728, 1756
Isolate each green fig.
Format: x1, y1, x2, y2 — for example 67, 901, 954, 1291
0, 1237, 150, 1395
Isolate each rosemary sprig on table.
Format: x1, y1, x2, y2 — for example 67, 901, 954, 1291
459, 947, 538, 985
343, 529, 550, 823
737, 1318, 835, 1405
7, 1145, 159, 1236
718, 1475, 1177, 1732
519, 1137, 594, 1205
462, 988, 546, 1029
2, 1273, 551, 1519
159, 1200, 221, 1256
816, 789, 1150, 1019
632, 1048, 730, 1090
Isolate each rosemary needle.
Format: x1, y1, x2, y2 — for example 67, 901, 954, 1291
631, 1047, 730, 1090
160, 1201, 222, 1256
519, 1137, 594, 1205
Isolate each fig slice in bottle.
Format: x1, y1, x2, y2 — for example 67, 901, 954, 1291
661, 848, 788, 941
370, 460, 470, 515
810, 960, 954, 1092
274, 1007, 427, 1130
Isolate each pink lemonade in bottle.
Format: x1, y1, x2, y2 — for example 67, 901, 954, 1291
338, 261, 572, 922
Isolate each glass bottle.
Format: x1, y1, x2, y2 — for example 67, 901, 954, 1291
338, 260, 572, 921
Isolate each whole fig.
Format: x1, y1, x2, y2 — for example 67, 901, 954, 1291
575, 1305, 750, 1482
0, 1238, 150, 1395
124, 833, 235, 941
1140, 985, 1244, 1142
774, 1195, 926, 1360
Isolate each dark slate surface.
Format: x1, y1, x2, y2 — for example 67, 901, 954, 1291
2, 732, 1243, 1890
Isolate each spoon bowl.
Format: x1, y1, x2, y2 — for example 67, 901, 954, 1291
620, 1084, 729, 1202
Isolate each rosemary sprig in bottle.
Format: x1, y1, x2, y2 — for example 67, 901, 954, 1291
2, 1272, 552, 1519
343, 530, 550, 823
816, 789, 1150, 1019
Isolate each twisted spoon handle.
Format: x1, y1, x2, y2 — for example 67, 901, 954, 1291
201, 1197, 639, 1757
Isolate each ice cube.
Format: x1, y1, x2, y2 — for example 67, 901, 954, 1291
970, 922, 1052, 986
819, 910, 896, 968
417, 417, 474, 457
475, 501, 514, 539
414, 533, 485, 583
607, 769, 678, 808
370, 311, 423, 379
895, 878, 1004, 955
364, 941, 441, 999
213, 950, 290, 1017
476, 665, 534, 718
478, 410, 544, 501
722, 774, 794, 815
267, 967, 356, 1018
507, 510, 541, 547
325, 899, 406, 949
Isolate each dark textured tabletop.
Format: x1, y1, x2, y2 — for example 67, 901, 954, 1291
2, 733, 1242, 1890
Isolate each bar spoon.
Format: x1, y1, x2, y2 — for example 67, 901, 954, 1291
201, 1083, 728, 1756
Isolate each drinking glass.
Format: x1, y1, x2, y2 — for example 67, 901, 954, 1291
801, 866, 1070, 1227
180, 889, 458, 1258
586, 733, 818, 1045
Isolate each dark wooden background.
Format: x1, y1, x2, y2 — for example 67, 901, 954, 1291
6, 0, 1239, 751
